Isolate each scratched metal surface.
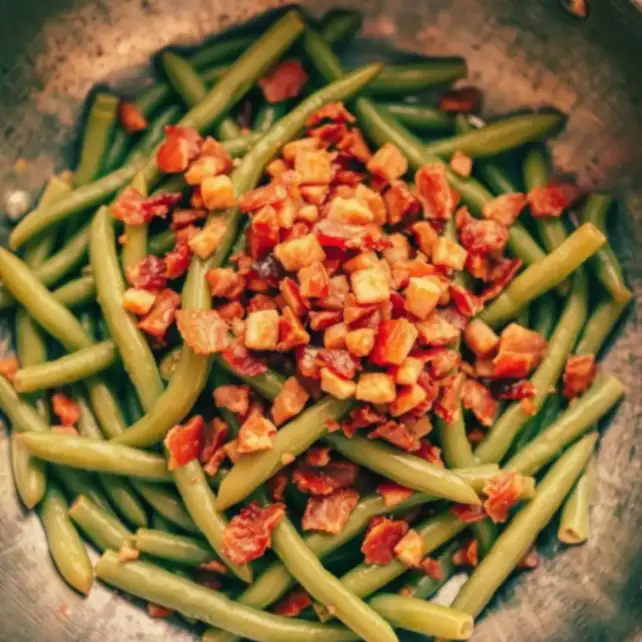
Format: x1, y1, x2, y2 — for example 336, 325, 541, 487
0, 1, 641, 641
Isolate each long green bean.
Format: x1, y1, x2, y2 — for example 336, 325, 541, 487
69, 495, 133, 551
368, 60, 466, 97
317, 9, 363, 47
190, 35, 256, 69
575, 296, 630, 356
96, 551, 359, 642
131, 481, 199, 534
452, 434, 596, 618
511, 393, 563, 455
215, 355, 288, 399
39, 482, 94, 594
558, 458, 593, 545
134, 528, 217, 567
381, 103, 454, 133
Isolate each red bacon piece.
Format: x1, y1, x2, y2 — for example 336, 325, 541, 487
305, 102, 356, 127
562, 354, 597, 398
461, 378, 498, 427
482, 471, 527, 523
453, 539, 478, 567
376, 483, 414, 507
527, 184, 582, 217
118, 102, 147, 133
302, 488, 360, 534
450, 503, 486, 524
361, 518, 409, 565
175, 310, 229, 355
165, 416, 205, 470
200, 418, 229, 476
51, 392, 80, 427
450, 284, 484, 318
274, 591, 313, 617
494, 380, 536, 401
480, 257, 522, 302
221, 339, 268, 377
292, 460, 359, 496
113, 188, 182, 226
156, 126, 202, 173
415, 164, 455, 220
340, 404, 386, 438
259, 60, 308, 103
137, 289, 180, 339
125, 255, 168, 291
482, 193, 527, 226
369, 420, 421, 452
459, 218, 509, 255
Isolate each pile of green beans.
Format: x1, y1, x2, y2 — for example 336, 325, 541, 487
0, 6, 631, 642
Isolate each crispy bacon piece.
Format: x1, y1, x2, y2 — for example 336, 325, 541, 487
369, 420, 421, 452
259, 59, 309, 104
237, 415, 277, 454
206, 268, 244, 299
175, 310, 229, 355
302, 488, 360, 534
147, 603, 173, 618
404, 276, 443, 321
156, 126, 202, 173
113, 188, 182, 226
483, 471, 527, 523
415, 440, 443, 466
480, 257, 522, 301
274, 590, 313, 617
459, 218, 509, 255
418, 556, 443, 580
415, 163, 455, 220
389, 385, 428, 418
371, 319, 418, 366
165, 416, 205, 470
394, 529, 424, 567
266, 470, 289, 501
245, 309, 279, 351
298, 262, 330, 298
222, 502, 285, 564
450, 284, 484, 317
125, 255, 167, 291
338, 128, 371, 162
527, 184, 582, 217
376, 483, 414, 507
494, 380, 536, 401
461, 378, 498, 427
164, 240, 192, 280
415, 311, 460, 347
221, 339, 268, 377
118, 102, 147, 133
341, 404, 386, 438
52, 392, 81, 426
0, 357, 19, 379
482, 193, 527, 226
434, 373, 464, 424
274, 234, 326, 271
463, 319, 499, 358
438, 86, 483, 113
200, 418, 229, 476
240, 184, 288, 213
305, 446, 331, 467
271, 377, 310, 426
124, 287, 157, 316
213, 385, 250, 416
422, 347, 461, 379
278, 307, 311, 352
453, 539, 479, 567
356, 373, 396, 404
361, 517, 409, 565
201, 175, 236, 210
367, 143, 408, 183
383, 180, 421, 226
493, 323, 547, 379
306, 102, 356, 127
321, 368, 356, 399
450, 503, 486, 523
292, 460, 359, 495
450, 151, 473, 178
138, 289, 180, 339
562, 354, 597, 398
316, 348, 360, 380
189, 217, 229, 260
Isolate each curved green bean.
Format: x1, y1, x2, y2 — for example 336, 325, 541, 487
323, 433, 480, 505
531, 295, 559, 339
369, 60, 466, 97
190, 35, 256, 69
452, 434, 596, 618
134, 528, 216, 566
558, 457, 593, 545
581, 194, 632, 303
479, 224, 605, 328
506, 375, 623, 476
131, 481, 199, 534
96, 551, 359, 642
575, 296, 630, 356
475, 269, 588, 463
511, 393, 563, 455
11, 432, 47, 509
369, 594, 473, 640
69, 495, 133, 551
215, 354, 288, 400
39, 482, 94, 594
381, 103, 454, 133
254, 101, 290, 133
52, 466, 116, 517
317, 9, 363, 47
83, 374, 129, 440
18, 432, 171, 482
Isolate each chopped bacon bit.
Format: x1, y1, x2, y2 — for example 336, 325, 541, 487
328, 197, 374, 225
292, 460, 358, 496
244, 309, 279, 351
278, 307, 311, 351
266, 470, 289, 501
206, 268, 244, 299
562, 354, 597, 398
384, 180, 421, 226
221, 339, 269, 377
450, 151, 473, 178
0, 357, 19, 379
351, 268, 390, 305
411, 221, 439, 258
519, 546, 540, 569
480, 257, 522, 301
185, 156, 229, 187
259, 59, 308, 104
125, 255, 167, 291
483, 471, 527, 523
418, 557, 443, 580
344, 328, 375, 358
216, 301, 244, 322
416, 440, 443, 466
431, 237, 467, 271
459, 218, 509, 255
175, 310, 229, 355
371, 319, 419, 366
213, 385, 249, 416
376, 483, 414, 507
370, 420, 421, 452
450, 284, 484, 317
302, 488, 360, 534
279, 278, 309, 317
394, 529, 424, 567
295, 149, 333, 186
147, 603, 173, 618
324, 323, 347, 349
422, 347, 460, 379
164, 415, 205, 470
461, 378, 498, 427
361, 517, 409, 565
246, 206, 280, 260
298, 262, 330, 299
453, 539, 479, 567
494, 380, 536, 401
316, 348, 360, 380
271, 377, 310, 426
51, 392, 81, 426
305, 446, 331, 468
274, 590, 313, 617
356, 373, 396, 405
222, 502, 285, 564
338, 128, 372, 163
164, 240, 192, 280
415, 311, 460, 347
463, 319, 499, 358
118, 102, 147, 133
240, 183, 288, 213
389, 385, 428, 418
341, 404, 386, 438
189, 216, 229, 260
438, 87, 483, 113
527, 184, 582, 217
306, 102, 356, 127
434, 373, 464, 424
201, 175, 236, 210
415, 164, 455, 220
482, 193, 527, 226
450, 503, 486, 523
320, 367, 356, 399
493, 323, 547, 379
404, 276, 443, 321
200, 418, 228, 476
274, 234, 326, 271
237, 415, 277, 454
367, 143, 408, 183
123, 288, 156, 316
156, 126, 202, 173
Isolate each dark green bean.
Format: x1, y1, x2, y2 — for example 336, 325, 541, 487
575, 296, 630, 356
132, 481, 199, 534
368, 60, 466, 97
317, 9, 363, 47
69, 494, 133, 551
531, 295, 559, 339
134, 528, 217, 567
381, 102, 453, 133
511, 393, 563, 455
190, 35, 256, 69
215, 354, 287, 400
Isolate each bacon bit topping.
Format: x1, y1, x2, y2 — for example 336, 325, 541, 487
295, 149, 333, 185
340, 404, 385, 438
274, 234, 326, 272
527, 184, 582, 217
213, 385, 250, 416
125, 255, 167, 292
463, 319, 499, 358
123, 288, 156, 316
243, 309, 279, 351
394, 529, 424, 567
302, 488, 360, 534
562, 354, 597, 399
292, 460, 359, 496
0, 357, 19, 379
259, 59, 308, 104
415, 164, 455, 220
384, 180, 421, 226
266, 470, 288, 501
479, 257, 522, 301
156, 126, 202, 173
453, 539, 479, 567
367, 143, 408, 183
438, 87, 483, 113
306, 103, 356, 127
118, 102, 147, 133
113, 188, 182, 226
370, 420, 421, 451
165, 416, 205, 470
460, 218, 509, 255
416, 311, 460, 346
305, 446, 331, 467
164, 240, 192, 280
371, 319, 418, 366
147, 603, 173, 618
136, 289, 179, 339
432, 238, 468, 271
493, 323, 547, 379
361, 517, 409, 565
494, 380, 536, 401
237, 415, 277, 454
221, 339, 268, 377
376, 483, 414, 507
450, 284, 484, 317
339, 129, 372, 163
434, 373, 464, 424
274, 590, 313, 617
482, 193, 527, 226
278, 307, 311, 352
298, 262, 330, 298
206, 268, 244, 299
201, 175, 236, 210
404, 276, 443, 321
389, 385, 428, 418
175, 310, 229, 355
418, 556, 443, 580
461, 378, 498, 427
52, 392, 81, 426
200, 418, 228, 476
189, 216, 229, 260
356, 373, 396, 404
450, 151, 473, 178
271, 377, 310, 426
222, 502, 285, 564
280, 278, 309, 317
450, 503, 486, 523
483, 471, 527, 523
416, 440, 443, 466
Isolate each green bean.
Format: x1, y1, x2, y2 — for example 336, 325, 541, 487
369, 594, 473, 639
134, 528, 216, 566
323, 433, 480, 505
381, 103, 454, 133
254, 101, 290, 133
39, 482, 94, 594
558, 457, 593, 545
75, 92, 120, 187
11, 430, 47, 509
580, 194, 632, 303
424, 112, 564, 159
531, 295, 559, 339
368, 60, 466, 97
475, 270, 588, 463
96, 551, 358, 642
479, 224, 605, 328
148, 228, 176, 256
452, 433, 596, 618
53, 466, 115, 516
216, 398, 353, 510
506, 375, 623, 476
114, 64, 382, 449
318, 9, 363, 47
17, 432, 171, 481
69, 495, 133, 551
13, 340, 117, 392
159, 346, 183, 381
511, 393, 563, 455
575, 296, 630, 356
397, 541, 460, 599
215, 354, 288, 400
302, 29, 545, 269
126, 104, 183, 164
43, 276, 97, 310
90, 206, 163, 410
190, 35, 256, 69
83, 373, 129, 439
150, 511, 178, 533
269, 513, 398, 642
171, 458, 253, 583
132, 481, 199, 534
